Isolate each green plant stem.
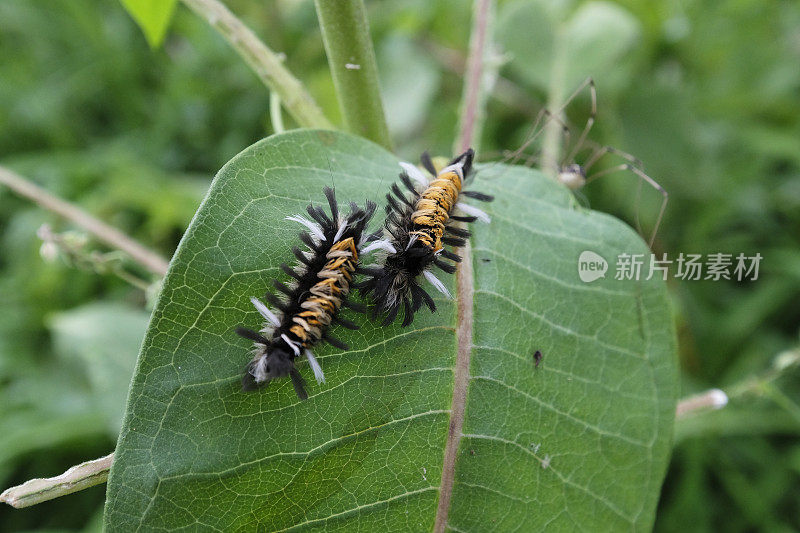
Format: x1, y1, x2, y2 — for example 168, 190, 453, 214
109, 263, 153, 291
269, 91, 286, 134
725, 347, 800, 421
182, 0, 332, 129
1, 453, 113, 509
314, 0, 392, 150
675, 347, 800, 431
38, 224, 155, 291
762, 384, 800, 425
726, 348, 800, 399
541, 25, 568, 179
0, 166, 169, 276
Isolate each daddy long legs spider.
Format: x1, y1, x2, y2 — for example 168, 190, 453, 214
502, 78, 668, 249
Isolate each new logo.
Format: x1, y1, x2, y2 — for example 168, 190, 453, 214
578, 251, 608, 283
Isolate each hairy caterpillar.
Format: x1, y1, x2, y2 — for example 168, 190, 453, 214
236, 187, 394, 399
360, 149, 493, 326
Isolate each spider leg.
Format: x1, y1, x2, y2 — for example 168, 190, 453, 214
582, 144, 644, 175
585, 163, 668, 248
562, 77, 597, 166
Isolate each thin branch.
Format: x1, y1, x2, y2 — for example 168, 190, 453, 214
423, 39, 541, 119
182, 0, 332, 129
454, 0, 495, 154
269, 91, 286, 134
314, 0, 392, 150
675, 388, 728, 420
675, 348, 800, 421
724, 347, 800, 423
0, 166, 169, 276
1, 453, 114, 509
541, 26, 568, 178
726, 347, 800, 399
762, 384, 800, 425
37, 224, 154, 291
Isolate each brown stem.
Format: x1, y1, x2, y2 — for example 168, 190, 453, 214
0, 166, 169, 276
454, 0, 493, 154
423, 39, 540, 119
435, 2, 494, 532
675, 388, 728, 419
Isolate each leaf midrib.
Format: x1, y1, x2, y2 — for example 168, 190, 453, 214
434, 241, 474, 532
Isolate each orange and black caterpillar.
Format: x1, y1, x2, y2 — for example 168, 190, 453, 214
360, 149, 493, 326
236, 187, 392, 399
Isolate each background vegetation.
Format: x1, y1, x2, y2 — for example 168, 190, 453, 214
0, 0, 798, 531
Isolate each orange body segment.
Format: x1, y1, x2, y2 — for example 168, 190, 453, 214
410, 169, 463, 251
290, 237, 358, 346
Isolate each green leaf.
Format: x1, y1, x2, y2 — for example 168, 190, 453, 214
378, 36, 441, 141
498, 0, 641, 93
495, 0, 558, 91
104, 130, 677, 530
49, 302, 151, 435
118, 0, 177, 48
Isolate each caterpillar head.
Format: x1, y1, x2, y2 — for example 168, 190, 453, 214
236, 328, 308, 399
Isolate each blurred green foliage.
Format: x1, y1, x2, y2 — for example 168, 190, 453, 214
0, 0, 798, 531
